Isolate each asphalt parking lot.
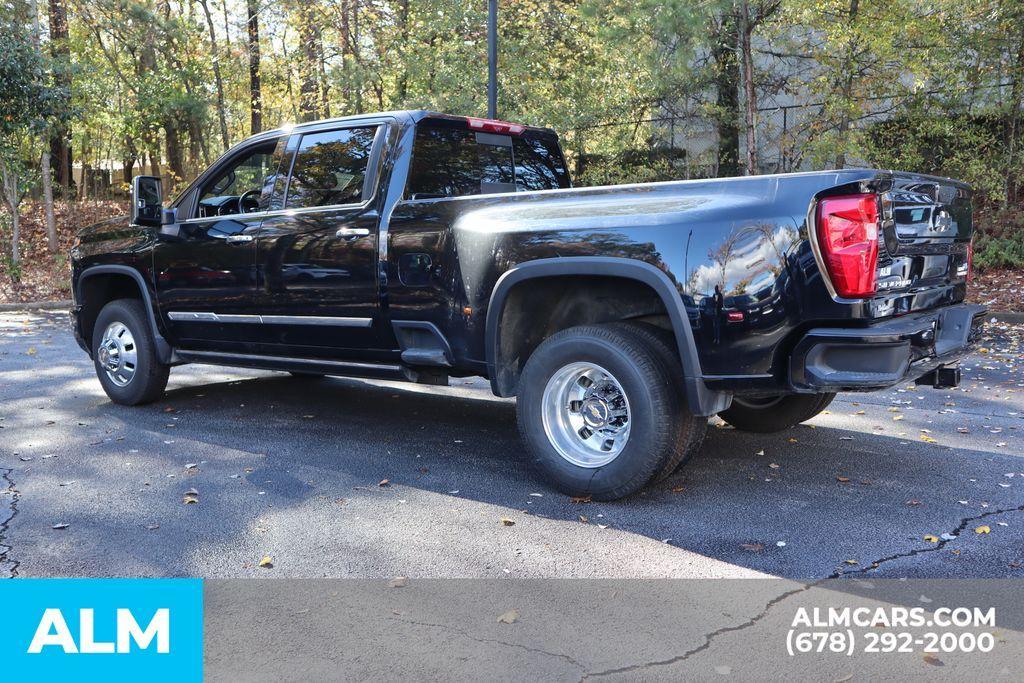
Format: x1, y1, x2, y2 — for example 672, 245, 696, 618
1, 310, 1022, 580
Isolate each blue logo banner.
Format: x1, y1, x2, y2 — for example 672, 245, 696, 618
0, 578, 203, 680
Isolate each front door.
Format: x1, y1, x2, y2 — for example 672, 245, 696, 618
254, 124, 387, 358
155, 136, 286, 348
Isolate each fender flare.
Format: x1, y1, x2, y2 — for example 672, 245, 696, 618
484, 256, 730, 416
77, 265, 174, 363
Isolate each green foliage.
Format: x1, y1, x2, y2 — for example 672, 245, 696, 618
974, 207, 1024, 271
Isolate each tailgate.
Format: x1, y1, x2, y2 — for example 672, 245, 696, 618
871, 174, 973, 317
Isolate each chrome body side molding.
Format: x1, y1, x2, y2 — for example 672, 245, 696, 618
168, 312, 372, 328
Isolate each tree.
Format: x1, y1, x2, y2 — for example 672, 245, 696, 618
198, 0, 230, 150
246, 0, 263, 134
30, 0, 57, 251
47, 0, 73, 196
0, 2, 61, 267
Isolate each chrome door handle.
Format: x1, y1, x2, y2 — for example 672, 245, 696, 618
225, 234, 254, 244
335, 228, 370, 239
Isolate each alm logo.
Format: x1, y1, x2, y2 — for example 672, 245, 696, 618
28, 608, 170, 654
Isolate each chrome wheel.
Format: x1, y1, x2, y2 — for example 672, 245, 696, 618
97, 321, 137, 387
541, 361, 631, 468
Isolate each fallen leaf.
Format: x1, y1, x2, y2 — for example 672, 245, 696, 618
836, 476, 850, 483
923, 535, 939, 543
579, 515, 589, 523
740, 543, 763, 552
769, 463, 781, 469
844, 559, 858, 565
671, 485, 685, 493
51, 522, 69, 530
378, 479, 390, 487
388, 576, 408, 588
923, 654, 944, 667
496, 609, 520, 624
145, 524, 160, 531
905, 499, 922, 506
183, 488, 199, 504
569, 495, 592, 504
500, 517, 515, 526
258, 556, 273, 568
975, 525, 991, 534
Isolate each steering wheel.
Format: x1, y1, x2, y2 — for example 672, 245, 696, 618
238, 189, 262, 214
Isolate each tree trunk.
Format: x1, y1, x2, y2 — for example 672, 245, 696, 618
40, 150, 57, 251
29, 0, 58, 249
711, 11, 741, 177
835, 0, 860, 169
1, 161, 21, 267
164, 121, 186, 187
48, 0, 73, 196
246, 0, 263, 134
198, 0, 230, 150
739, 0, 758, 175
1006, 25, 1024, 206
296, 2, 322, 122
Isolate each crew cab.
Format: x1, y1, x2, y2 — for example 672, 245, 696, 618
71, 110, 984, 500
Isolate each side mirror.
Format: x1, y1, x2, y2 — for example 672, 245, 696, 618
131, 175, 163, 227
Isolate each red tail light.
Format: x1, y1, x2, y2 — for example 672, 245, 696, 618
816, 193, 880, 299
726, 311, 745, 322
466, 117, 526, 135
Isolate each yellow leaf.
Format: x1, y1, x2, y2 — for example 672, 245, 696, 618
501, 517, 515, 526
258, 556, 273, 568
920, 434, 937, 443
975, 525, 991, 534
923, 535, 939, 543
26, 347, 37, 356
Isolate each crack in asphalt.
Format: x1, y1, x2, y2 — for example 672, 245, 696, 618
393, 615, 587, 673
834, 503, 1024, 578
581, 583, 812, 679
583, 503, 1024, 678
0, 467, 20, 578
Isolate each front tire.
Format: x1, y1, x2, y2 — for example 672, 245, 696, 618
717, 393, 835, 433
516, 324, 705, 500
92, 299, 169, 405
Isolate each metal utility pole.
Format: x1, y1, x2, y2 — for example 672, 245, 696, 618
487, 0, 498, 118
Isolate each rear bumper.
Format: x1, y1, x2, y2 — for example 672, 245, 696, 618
789, 303, 986, 392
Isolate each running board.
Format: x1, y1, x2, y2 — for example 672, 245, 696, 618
175, 350, 408, 382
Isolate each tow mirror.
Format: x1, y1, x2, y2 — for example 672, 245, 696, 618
131, 175, 163, 227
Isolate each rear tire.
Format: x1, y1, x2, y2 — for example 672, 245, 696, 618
607, 322, 707, 480
92, 299, 169, 406
516, 323, 705, 500
718, 392, 835, 433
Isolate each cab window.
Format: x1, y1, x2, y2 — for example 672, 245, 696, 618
284, 127, 379, 209
196, 138, 284, 218
406, 120, 571, 199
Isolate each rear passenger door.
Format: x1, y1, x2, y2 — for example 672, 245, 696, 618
255, 123, 387, 357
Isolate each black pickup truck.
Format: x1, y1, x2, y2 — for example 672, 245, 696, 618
71, 110, 984, 499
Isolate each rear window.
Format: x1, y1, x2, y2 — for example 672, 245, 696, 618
407, 121, 570, 199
